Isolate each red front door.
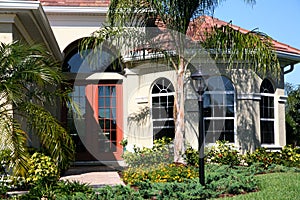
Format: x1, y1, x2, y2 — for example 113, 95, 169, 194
69, 83, 123, 161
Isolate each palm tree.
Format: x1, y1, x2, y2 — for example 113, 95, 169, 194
0, 41, 74, 176
81, 0, 280, 162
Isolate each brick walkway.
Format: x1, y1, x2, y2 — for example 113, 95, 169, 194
60, 171, 124, 188
60, 166, 125, 188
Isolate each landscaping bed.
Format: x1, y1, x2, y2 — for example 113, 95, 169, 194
0, 139, 299, 199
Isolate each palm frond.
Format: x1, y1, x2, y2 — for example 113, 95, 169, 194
0, 116, 30, 177
0, 42, 62, 106
19, 103, 75, 171
202, 24, 280, 77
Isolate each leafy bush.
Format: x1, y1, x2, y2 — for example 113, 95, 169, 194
205, 164, 258, 196
280, 145, 300, 167
184, 146, 199, 166
54, 180, 93, 196
131, 165, 258, 199
122, 137, 173, 168
185, 141, 241, 166
19, 180, 93, 199
95, 185, 141, 200
243, 146, 300, 169
122, 163, 198, 185
26, 152, 59, 186
206, 141, 240, 166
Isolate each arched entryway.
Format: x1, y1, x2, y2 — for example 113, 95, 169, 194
62, 39, 124, 162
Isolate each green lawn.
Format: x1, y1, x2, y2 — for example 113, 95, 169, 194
221, 172, 300, 200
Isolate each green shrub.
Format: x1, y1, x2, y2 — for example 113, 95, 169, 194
54, 180, 93, 196
280, 145, 300, 167
185, 141, 241, 167
122, 163, 198, 185
20, 180, 94, 199
95, 185, 141, 200
133, 165, 258, 199
184, 146, 199, 166
205, 165, 258, 196
26, 152, 59, 186
122, 137, 173, 168
243, 146, 300, 169
206, 141, 240, 166
243, 148, 277, 169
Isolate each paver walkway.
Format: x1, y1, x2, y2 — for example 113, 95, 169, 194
60, 166, 125, 188
60, 171, 124, 188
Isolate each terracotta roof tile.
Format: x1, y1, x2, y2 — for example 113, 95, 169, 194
187, 16, 300, 55
39, 0, 110, 7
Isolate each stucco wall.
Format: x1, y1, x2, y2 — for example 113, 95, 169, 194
46, 13, 105, 51
124, 62, 177, 149
123, 62, 287, 152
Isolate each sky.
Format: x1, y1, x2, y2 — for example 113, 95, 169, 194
213, 0, 300, 86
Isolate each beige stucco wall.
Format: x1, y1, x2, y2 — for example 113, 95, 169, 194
124, 62, 177, 149
123, 63, 287, 152
46, 13, 105, 51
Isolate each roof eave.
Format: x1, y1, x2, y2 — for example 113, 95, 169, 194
43, 6, 108, 15
276, 51, 300, 66
0, 0, 63, 61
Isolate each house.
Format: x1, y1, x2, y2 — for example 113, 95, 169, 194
1, 0, 300, 165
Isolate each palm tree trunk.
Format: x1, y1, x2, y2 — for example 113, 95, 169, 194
174, 58, 185, 163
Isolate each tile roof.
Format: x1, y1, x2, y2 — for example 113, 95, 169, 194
39, 0, 110, 7
187, 16, 300, 55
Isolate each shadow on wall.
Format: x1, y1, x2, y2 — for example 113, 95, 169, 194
184, 68, 263, 153
232, 69, 261, 153
127, 106, 152, 148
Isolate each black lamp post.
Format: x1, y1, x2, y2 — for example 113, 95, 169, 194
190, 69, 207, 186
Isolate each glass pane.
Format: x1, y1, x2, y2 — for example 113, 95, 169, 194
152, 97, 160, 106
104, 86, 110, 96
214, 120, 225, 132
112, 108, 116, 120
204, 119, 210, 132
225, 119, 234, 131
111, 86, 116, 97
99, 119, 105, 129
99, 87, 104, 97
99, 97, 104, 107
111, 120, 116, 129
226, 106, 234, 117
167, 108, 173, 118
152, 85, 160, 94
261, 121, 274, 144
152, 108, 160, 119
160, 96, 167, 106
105, 97, 110, 107
213, 106, 226, 117
168, 96, 174, 106
226, 94, 234, 106
204, 107, 211, 117
211, 94, 223, 105
269, 97, 274, 107
112, 97, 116, 107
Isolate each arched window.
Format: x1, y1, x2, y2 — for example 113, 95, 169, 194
260, 79, 275, 144
63, 42, 122, 73
151, 78, 175, 140
204, 76, 235, 143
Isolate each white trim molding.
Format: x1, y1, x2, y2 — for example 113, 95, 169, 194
278, 95, 288, 104
43, 6, 108, 15
237, 93, 261, 100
